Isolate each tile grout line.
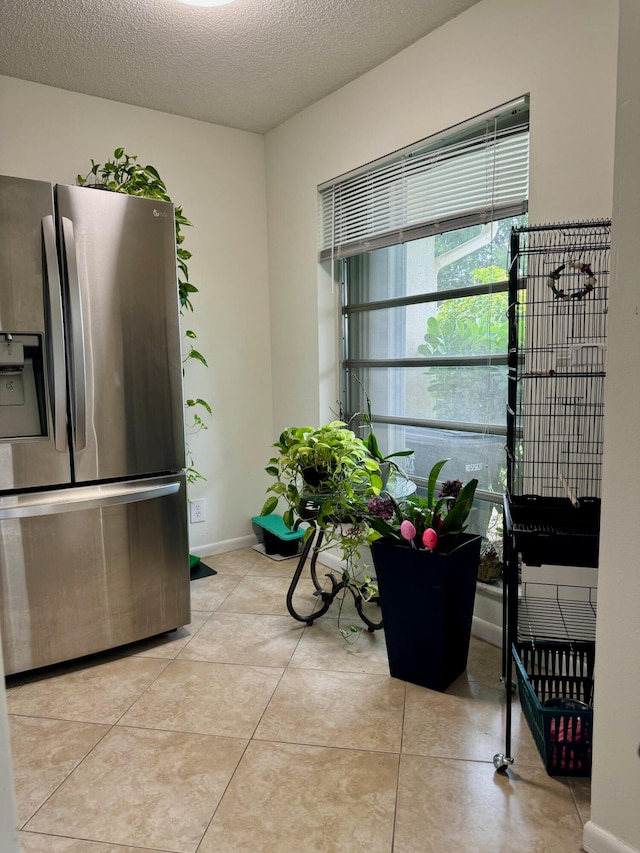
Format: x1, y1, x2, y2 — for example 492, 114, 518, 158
19, 718, 113, 833
10, 549, 591, 851
191, 555, 302, 853
189, 571, 309, 853
388, 679, 409, 853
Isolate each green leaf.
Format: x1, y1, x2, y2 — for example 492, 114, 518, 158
265, 466, 279, 477
439, 479, 478, 535
187, 349, 208, 367
365, 432, 381, 459
427, 459, 449, 508
260, 496, 279, 516
114, 147, 125, 159
185, 399, 210, 416
185, 329, 197, 339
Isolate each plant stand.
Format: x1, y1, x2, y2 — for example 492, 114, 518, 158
285, 499, 383, 632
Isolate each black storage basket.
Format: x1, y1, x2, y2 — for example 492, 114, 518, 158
513, 640, 595, 776
505, 495, 600, 567
263, 529, 300, 557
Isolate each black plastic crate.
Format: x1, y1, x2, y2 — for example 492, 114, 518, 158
251, 514, 305, 557
513, 640, 594, 776
263, 528, 300, 557
505, 495, 600, 567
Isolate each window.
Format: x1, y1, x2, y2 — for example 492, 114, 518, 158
320, 99, 530, 543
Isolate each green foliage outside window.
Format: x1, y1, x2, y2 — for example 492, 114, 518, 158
418, 266, 508, 425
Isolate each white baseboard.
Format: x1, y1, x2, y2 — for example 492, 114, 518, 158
189, 535, 257, 558
471, 615, 502, 647
316, 551, 341, 572
471, 580, 502, 647
583, 821, 640, 853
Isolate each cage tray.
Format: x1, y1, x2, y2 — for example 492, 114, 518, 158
504, 495, 600, 567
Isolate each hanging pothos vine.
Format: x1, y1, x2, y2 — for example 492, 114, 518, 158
77, 148, 211, 483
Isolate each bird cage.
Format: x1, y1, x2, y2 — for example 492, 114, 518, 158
495, 220, 610, 778
505, 220, 610, 568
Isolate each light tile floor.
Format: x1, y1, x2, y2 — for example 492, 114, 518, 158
6, 547, 590, 853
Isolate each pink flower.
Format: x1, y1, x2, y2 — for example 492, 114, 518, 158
422, 528, 438, 551
400, 520, 417, 541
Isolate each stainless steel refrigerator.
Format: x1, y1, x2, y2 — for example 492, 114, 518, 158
0, 175, 190, 675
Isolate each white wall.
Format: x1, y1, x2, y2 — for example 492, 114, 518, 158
0, 75, 273, 554
584, 2, 640, 851
265, 0, 619, 432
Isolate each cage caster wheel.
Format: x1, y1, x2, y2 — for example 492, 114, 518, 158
493, 753, 514, 773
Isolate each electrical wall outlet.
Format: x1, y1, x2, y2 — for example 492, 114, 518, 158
190, 499, 206, 523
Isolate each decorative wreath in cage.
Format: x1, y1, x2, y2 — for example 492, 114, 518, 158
547, 261, 597, 302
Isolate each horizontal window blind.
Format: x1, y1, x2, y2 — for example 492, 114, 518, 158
319, 97, 529, 261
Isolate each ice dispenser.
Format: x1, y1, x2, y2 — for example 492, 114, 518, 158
0, 332, 47, 438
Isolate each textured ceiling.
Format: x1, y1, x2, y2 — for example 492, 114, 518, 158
0, 0, 481, 133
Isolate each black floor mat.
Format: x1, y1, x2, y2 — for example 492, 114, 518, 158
190, 561, 217, 580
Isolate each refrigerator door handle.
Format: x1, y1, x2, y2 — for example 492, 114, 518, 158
42, 215, 67, 452
61, 216, 87, 451
0, 478, 182, 520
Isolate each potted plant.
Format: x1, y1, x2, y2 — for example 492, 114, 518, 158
260, 421, 384, 630
362, 460, 481, 692
260, 421, 381, 529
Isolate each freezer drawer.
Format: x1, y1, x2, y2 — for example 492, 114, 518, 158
0, 474, 190, 675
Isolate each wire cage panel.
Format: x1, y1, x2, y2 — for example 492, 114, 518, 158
514, 379, 606, 498
517, 581, 597, 644
509, 221, 610, 502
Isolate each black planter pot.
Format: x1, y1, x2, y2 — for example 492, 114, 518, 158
300, 466, 334, 490
371, 533, 482, 692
